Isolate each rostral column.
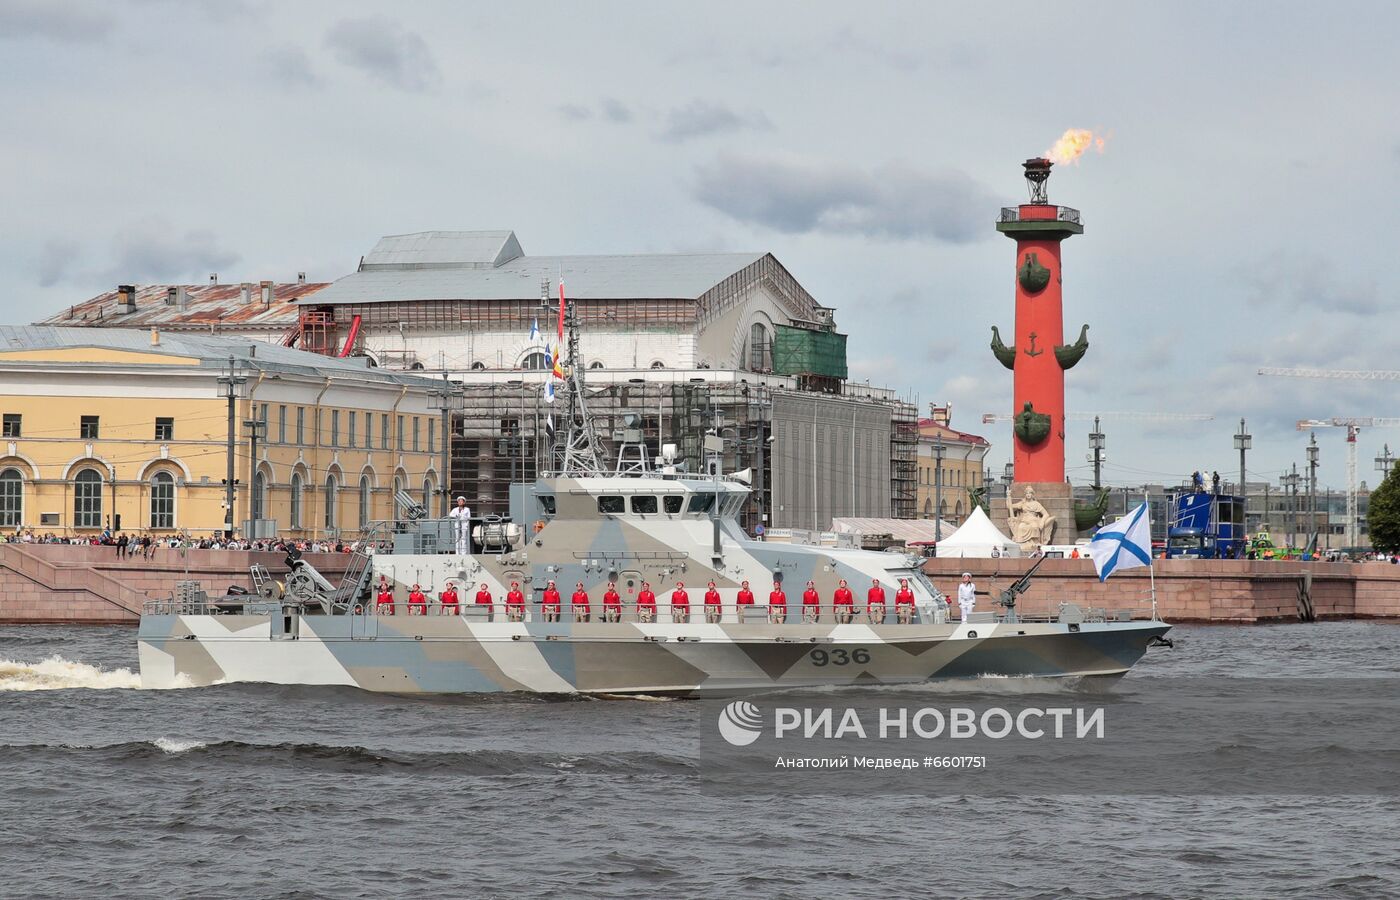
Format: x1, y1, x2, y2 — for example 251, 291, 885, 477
990, 158, 1090, 545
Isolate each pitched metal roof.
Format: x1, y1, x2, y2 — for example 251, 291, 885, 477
309, 230, 766, 305
36, 282, 329, 330
0, 325, 441, 388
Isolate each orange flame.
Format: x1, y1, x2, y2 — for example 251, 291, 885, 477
1045, 128, 1106, 165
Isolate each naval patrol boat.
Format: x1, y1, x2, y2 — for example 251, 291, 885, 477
138, 324, 1170, 696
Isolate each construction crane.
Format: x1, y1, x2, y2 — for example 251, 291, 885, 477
980, 411, 1215, 424
1259, 367, 1400, 548
1259, 367, 1400, 382
1295, 417, 1400, 549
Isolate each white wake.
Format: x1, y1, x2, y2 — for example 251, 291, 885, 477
0, 655, 142, 691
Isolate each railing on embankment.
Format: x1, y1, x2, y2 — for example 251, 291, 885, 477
0, 545, 352, 625
919, 557, 1400, 623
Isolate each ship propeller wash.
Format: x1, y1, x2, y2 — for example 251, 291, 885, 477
139, 306, 1170, 696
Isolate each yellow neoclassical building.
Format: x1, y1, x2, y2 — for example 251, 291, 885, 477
0, 326, 443, 539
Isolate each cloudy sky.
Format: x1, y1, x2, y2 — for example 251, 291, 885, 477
3, 0, 1397, 492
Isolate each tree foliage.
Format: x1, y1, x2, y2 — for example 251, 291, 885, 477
1368, 465, 1400, 554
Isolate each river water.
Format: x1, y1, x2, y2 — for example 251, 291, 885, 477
2, 622, 1398, 899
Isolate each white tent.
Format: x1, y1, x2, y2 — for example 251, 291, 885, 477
936, 506, 1023, 558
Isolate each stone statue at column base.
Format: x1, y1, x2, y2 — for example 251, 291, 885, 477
1008, 485, 1057, 551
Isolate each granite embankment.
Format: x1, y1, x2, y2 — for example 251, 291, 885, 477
0, 544, 352, 625
921, 557, 1400, 622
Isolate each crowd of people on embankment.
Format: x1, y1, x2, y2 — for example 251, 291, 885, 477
0, 529, 385, 558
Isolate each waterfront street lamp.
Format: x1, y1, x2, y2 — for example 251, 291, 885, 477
1378, 444, 1396, 479
1088, 417, 1106, 490
1280, 466, 1302, 548
1306, 433, 1319, 543
933, 434, 946, 540
1233, 418, 1252, 495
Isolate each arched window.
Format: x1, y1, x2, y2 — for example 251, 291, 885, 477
252, 470, 267, 522
521, 351, 548, 371
955, 500, 964, 520
290, 473, 303, 529
470, 361, 486, 370
422, 476, 434, 512
922, 498, 932, 519
649, 360, 665, 369
589, 360, 604, 369
324, 474, 338, 530
74, 468, 103, 528
358, 475, 371, 528
938, 499, 948, 520
749, 322, 770, 371
0, 468, 22, 527
149, 471, 175, 529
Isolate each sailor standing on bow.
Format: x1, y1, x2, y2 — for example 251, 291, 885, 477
448, 495, 472, 555
957, 573, 977, 623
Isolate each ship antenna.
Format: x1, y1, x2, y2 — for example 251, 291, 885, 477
550, 290, 606, 477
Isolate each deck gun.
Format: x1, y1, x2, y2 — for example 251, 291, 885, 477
996, 555, 1048, 623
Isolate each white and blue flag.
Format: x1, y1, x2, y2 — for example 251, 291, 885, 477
1087, 502, 1153, 581
529, 317, 540, 343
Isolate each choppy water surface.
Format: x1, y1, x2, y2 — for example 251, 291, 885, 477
2, 622, 1399, 898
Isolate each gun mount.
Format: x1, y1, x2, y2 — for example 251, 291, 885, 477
996, 555, 1048, 623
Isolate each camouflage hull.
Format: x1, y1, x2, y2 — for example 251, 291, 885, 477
138, 613, 1170, 696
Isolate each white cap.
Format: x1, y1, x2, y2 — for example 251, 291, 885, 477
456, 495, 467, 502
962, 572, 972, 578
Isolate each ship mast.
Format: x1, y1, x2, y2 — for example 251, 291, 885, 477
550, 298, 606, 477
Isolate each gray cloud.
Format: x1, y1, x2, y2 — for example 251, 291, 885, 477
324, 17, 441, 92
600, 97, 632, 123
261, 46, 320, 88
98, 221, 241, 284
659, 100, 771, 142
0, 0, 115, 42
557, 103, 592, 122
695, 152, 995, 242
1242, 251, 1381, 316
36, 238, 80, 287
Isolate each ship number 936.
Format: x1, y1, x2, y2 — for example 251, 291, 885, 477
809, 648, 871, 667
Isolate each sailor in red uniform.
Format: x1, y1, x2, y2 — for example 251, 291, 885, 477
866, 578, 887, 624
407, 583, 428, 616
670, 581, 690, 623
894, 577, 916, 624
376, 577, 395, 616
474, 582, 494, 621
541, 579, 562, 623
602, 581, 622, 623
704, 580, 722, 624
736, 580, 755, 621
506, 581, 526, 622
636, 581, 657, 623
768, 581, 788, 624
571, 582, 590, 622
440, 580, 460, 616
833, 579, 854, 624
802, 580, 821, 623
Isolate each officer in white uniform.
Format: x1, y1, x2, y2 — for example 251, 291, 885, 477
448, 495, 472, 555
957, 572, 976, 623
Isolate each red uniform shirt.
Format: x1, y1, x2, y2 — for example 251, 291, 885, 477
737, 588, 755, 605
671, 589, 690, 609
571, 590, 590, 611
802, 588, 820, 606
408, 589, 427, 606
637, 589, 656, 609
475, 588, 493, 605
704, 588, 721, 607
867, 586, 886, 612
376, 588, 393, 606
834, 587, 854, 606
603, 589, 621, 609
441, 588, 459, 608
506, 589, 525, 609
768, 589, 787, 607
895, 587, 915, 606
542, 587, 562, 609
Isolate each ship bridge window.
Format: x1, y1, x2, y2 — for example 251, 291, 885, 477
539, 494, 556, 516
630, 495, 658, 514
724, 495, 745, 517
663, 495, 684, 514
598, 496, 625, 514
687, 493, 715, 515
